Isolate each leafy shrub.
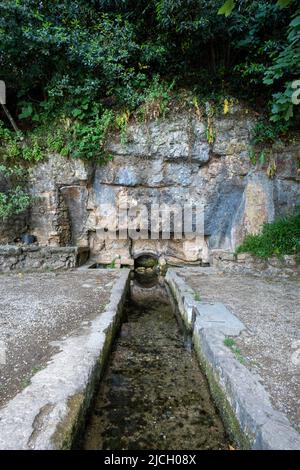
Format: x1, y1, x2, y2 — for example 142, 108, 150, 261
236, 211, 300, 258
22, 138, 43, 163
0, 165, 31, 220
0, 120, 44, 163
0, 0, 299, 151
1, 98, 114, 163
0, 186, 31, 220
263, 8, 300, 125
0, 120, 12, 142
71, 109, 113, 161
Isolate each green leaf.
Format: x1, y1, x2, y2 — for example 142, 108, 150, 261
18, 104, 33, 120
263, 78, 274, 85
284, 105, 293, 121
259, 152, 266, 165
218, 0, 235, 17
276, 0, 293, 9
72, 108, 83, 118
290, 16, 300, 28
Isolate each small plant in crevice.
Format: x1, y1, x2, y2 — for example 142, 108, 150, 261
115, 110, 130, 146
107, 259, 116, 269
266, 159, 277, 179
251, 120, 289, 146
192, 96, 202, 119
248, 119, 294, 178
224, 337, 247, 365
138, 75, 174, 122
20, 376, 31, 390
205, 102, 216, 145
222, 97, 238, 115
20, 364, 44, 390
248, 147, 278, 179
194, 292, 202, 302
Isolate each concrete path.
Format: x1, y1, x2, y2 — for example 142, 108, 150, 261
0, 269, 130, 449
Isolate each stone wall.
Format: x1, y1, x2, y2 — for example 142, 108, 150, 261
211, 250, 299, 278
28, 156, 90, 246
0, 246, 89, 272
0, 104, 299, 266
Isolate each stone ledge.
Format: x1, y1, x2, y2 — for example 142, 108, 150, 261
0, 245, 90, 272
0, 269, 130, 450
211, 249, 299, 278
166, 269, 300, 450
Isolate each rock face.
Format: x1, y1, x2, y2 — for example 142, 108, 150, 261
27, 155, 91, 247
1, 105, 299, 265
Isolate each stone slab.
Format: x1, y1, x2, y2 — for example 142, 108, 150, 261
166, 268, 300, 450
0, 269, 130, 449
0, 245, 89, 272
196, 302, 245, 336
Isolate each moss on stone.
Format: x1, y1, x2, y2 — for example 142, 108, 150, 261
52, 393, 85, 450
51, 275, 130, 450
52, 328, 119, 450
193, 334, 253, 450
135, 256, 158, 268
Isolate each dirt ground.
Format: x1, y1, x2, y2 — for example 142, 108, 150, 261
0, 270, 120, 407
179, 268, 300, 432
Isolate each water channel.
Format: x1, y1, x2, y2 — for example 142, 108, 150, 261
81, 271, 229, 450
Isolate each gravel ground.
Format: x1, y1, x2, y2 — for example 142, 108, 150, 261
179, 269, 300, 431
0, 270, 120, 407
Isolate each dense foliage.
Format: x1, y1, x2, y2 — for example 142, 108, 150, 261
0, 162, 31, 221
0, 121, 32, 220
236, 211, 300, 260
0, 0, 299, 163
0, 0, 300, 121
0, 184, 31, 221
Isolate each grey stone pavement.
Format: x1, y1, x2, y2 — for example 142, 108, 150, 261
0, 270, 120, 407
178, 268, 300, 431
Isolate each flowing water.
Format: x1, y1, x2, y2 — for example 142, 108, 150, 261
81, 272, 229, 450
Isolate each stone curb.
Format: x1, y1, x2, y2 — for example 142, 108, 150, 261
166, 268, 300, 450
0, 269, 130, 450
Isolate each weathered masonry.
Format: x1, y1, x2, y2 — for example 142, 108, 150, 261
1, 105, 299, 267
